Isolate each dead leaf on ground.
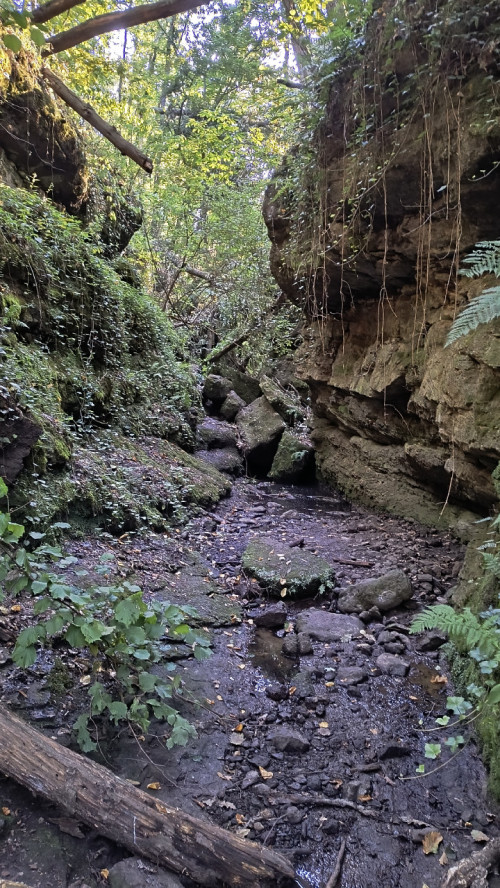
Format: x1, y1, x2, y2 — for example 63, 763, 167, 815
147, 782, 161, 790
217, 772, 232, 781
1, 807, 10, 816
235, 813, 245, 825
422, 831, 443, 854
430, 675, 448, 685
100, 870, 109, 880
471, 830, 489, 842
258, 766, 273, 780
439, 851, 449, 866
234, 723, 244, 732
219, 800, 236, 810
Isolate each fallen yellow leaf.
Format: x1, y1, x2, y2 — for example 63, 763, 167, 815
422, 831, 443, 854
319, 721, 329, 729
259, 766, 273, 780
235, 813, 245, 825
280, 588, 287, 597
430, 675, 448, 685
234, 723, 244, 732
289, 686, 297, 695
471, 829, 489, 843
238, 663, 246, 670
358, 794, 372, 802
147, 782, 161, 790
10, 605, 21, 613
439, 851, 449, 866
2, 807, 10, 816
100, 870, 109, 880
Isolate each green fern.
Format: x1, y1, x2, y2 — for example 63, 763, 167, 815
460, 241, 500, 279
445, 240, 500, 346
410, 605, 500, 659
445, 285, 500, 345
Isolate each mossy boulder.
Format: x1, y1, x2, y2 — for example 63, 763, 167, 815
268, 430, 314, 482
236, 397, 285, 475
242, 537, 336, 598
203, 374, 233, 405
217, 366, 261, 404
259, 375, 304, 424
220, 390, 246, 421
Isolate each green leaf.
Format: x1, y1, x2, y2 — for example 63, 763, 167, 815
132, 649, 151, 660
424, 742, 442, 760
31, 580, 48, 594
80, 619, 109, 643
73, 714, 96, 752
44, 613, 66, 636
2, 33, 22, 52
0, 478, 8, 498
115, 596, 142, 627
487, 684, 500, 706
65, 625, 86, 647
30, 26, 46, 46
435, 716, 450, 726
108, 700, 129, 723
138, 672, 157, 692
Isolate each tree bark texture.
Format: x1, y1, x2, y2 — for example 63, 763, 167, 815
0, 705, 295, 888
32, 0, 87, 25
44, 0, 210, 55
41, 67, 153, 173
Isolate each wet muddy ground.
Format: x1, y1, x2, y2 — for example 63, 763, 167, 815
1, 478, 499, 888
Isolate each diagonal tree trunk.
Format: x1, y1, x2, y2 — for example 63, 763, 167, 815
32, 0, 87, 25
43, 0, 210, 55
0, 705, 295, 888
41, 67, 153, 173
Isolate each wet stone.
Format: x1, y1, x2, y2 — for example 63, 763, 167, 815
248, 602, 287, 629
337, 666, 367, 686
269, 727, 311, 753
297, 632, 313, 655
265, 682, 288, 702
376, 653, 410, 677
108, 859, 184, 888
241, 770, 260, 790
337, 569, 412, 614
295, 610, 363, 642
416, 630, 447, 651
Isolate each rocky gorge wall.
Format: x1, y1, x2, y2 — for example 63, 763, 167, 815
264, 0, 500, 538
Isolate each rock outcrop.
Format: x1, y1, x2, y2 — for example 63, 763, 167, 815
264, 0, 500, 533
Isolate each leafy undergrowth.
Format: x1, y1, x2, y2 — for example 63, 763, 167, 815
0, 478, 211, 751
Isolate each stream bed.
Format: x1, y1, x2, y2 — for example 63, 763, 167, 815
1, 477, 499, 888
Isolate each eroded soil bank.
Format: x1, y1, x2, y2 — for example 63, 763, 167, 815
1, 478, 499, 888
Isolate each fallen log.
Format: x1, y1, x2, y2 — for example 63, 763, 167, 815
0, 706, 295, 888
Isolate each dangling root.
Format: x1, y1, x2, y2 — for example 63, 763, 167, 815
441, 837, 500, 888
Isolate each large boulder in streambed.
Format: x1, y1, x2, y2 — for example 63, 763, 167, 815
198, 417, 238, 450
220, 390, 246, 421
268, 430, 314, 482
236, 397, 285, 474
242, 537, 335, 598
337, 569, 412, 614
259, 375, 304, 424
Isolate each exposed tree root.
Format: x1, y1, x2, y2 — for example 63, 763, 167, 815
441, 838, 500, 888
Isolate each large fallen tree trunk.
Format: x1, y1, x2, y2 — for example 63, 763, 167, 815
0, 706, 295, 888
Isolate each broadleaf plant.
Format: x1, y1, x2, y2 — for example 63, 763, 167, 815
0, 479, 210, 751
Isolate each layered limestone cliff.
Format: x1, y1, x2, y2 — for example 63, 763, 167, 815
264, 0, 500, 535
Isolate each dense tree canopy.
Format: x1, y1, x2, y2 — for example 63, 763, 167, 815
0, 0, 371, 367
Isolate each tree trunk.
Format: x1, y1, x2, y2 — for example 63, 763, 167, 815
41, 67, 153, 174
43, 0, 210, 55
32, 0, 87, 25
0, 705, 295, 888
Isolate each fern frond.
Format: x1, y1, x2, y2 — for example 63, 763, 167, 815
460, 240, 500, 279
410, 605, 456, 634
445, 286, 500, 346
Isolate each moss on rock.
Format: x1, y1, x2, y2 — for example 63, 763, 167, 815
242, 536, 335, 598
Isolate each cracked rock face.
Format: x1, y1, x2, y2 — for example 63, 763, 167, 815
263, 0, 500, 531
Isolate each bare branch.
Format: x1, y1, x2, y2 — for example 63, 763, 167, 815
41, 67, 153, 173
43, 0, 211, 55
32, 0, 87, 25
277, 77, 306, 89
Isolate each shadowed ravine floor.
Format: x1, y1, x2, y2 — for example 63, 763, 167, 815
0, 478, 499, 888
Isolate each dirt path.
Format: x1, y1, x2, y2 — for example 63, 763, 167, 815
0, 478, 498, 888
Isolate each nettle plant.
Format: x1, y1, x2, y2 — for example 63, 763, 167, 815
410, 517, 500, 771
0, 478, 210, 751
